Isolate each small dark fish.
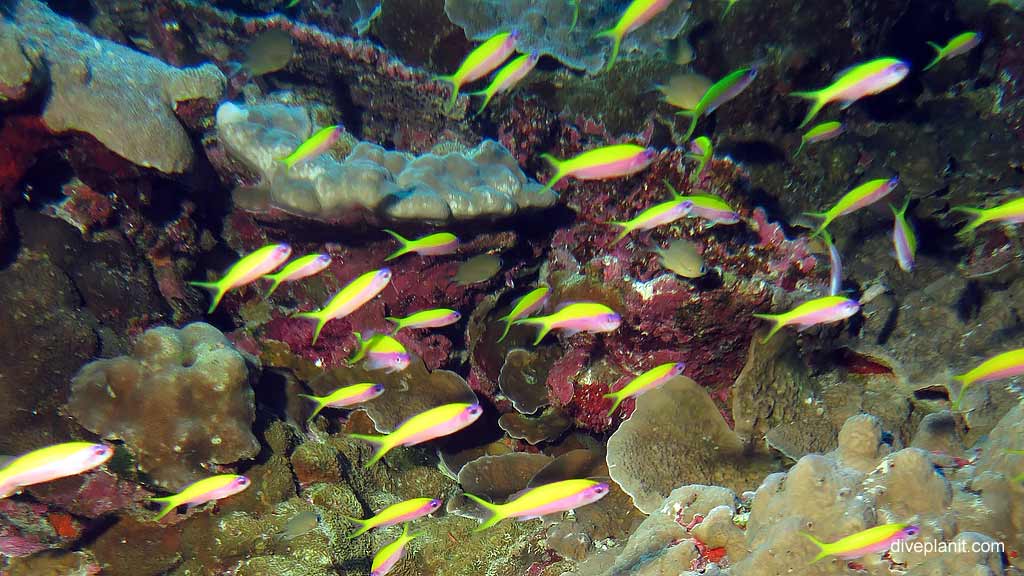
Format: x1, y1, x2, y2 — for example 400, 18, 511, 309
275, 510, 321, 541
244, 29, 294, 76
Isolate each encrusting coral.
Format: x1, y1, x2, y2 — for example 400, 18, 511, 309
66, 323, 260, 490
0, 0, 225, 173
443, 0, 690, 74
215, 102, 557, 224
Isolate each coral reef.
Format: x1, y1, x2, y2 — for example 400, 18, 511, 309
66, 323, 259, 490
0, 0, 224, 173
443, 0, 690, 74
215, 102, 556, 224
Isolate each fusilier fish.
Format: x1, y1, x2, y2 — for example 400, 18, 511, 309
791, 58, 910, 128
264, 253, 332, 298
951, 197, 1024, 237
190, 244, 293, 313
608, 199, 694, 242
678, 67, 758, 139
386, 309, 461, 334
470, 52, 540, 114
294, 268, 392, 345
686, 136, 712, 181
0, 442, 113, 499
384, 230, 459, 261
464, 479, 610, 531
278, 125, 344, 171
952, 348, 1024, 409
299, 382, 385, 422
370, 525, 419, 576
924, 32, 982, 71
804, 176, 900, 237
795, 121, 844, 156
344, 497, 443, 538
604, 362, 686, 415
665, 181, 740, 226
540, 144, 658, 192
753, 296, 861, 343
595, 0, 674, 72
497, 286, 551, 342
150, 475, 251, 521
891, 198, 916, 272
349, 403, 484, 467
347, 332, 410, 373
801, 524, 919, 563
514, 302, 622, 345
437, 31, 520, 109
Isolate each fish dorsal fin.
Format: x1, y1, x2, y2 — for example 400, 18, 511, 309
0, 455, 14, 472
832, 64, 859, 82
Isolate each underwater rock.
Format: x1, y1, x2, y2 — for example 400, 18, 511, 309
215, 102, 556, 224
443, 0, 690, 75
5, 550, 100, 576
66, 323, 260, 490
0, 0, 224, 173
607, 376, 775, 513
498, 348, 561, 415
453, 452, 553, 511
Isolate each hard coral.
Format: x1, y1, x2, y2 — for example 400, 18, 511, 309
215, 102, 557, 224
66, 323, 260, 490
1, 0, 225, 173
443, 0, 689, 74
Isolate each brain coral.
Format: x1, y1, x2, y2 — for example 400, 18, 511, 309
443, 0, 690, 74
0, 0, 225, 173
215, 102, 557, 224
66, 323, 259, 490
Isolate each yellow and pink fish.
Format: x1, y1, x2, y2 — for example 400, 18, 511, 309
264, 253, 332, 298
791, 58, 910, 128
608, 198, 694, 242
386, 308, 461, 334
464, 479, 610, 531
470, 52, 540, 114
190, 243, 293, 313
497, 286, 551, 342
370, 525, 419, 576
347, 332, 411, 373
604, 362, 686, 415
437, 31, 520, 109
951, 197, 1024, 237
299, 382, 385, 422
514, 302, 622, 345
294, 268, 393, 345
802, 523, 919, 563
951, 347, 1024, 409
350, 402, 483, 467
596, 0, 675, 71
384, 230, 459, 261
0, 442, 113, 499
344, 497, 442, 538
278, 125, 345, 171
754, 296, 860, 343
540, 144, 658, 193
150, 474, 251, 521
805, 176, 901, 237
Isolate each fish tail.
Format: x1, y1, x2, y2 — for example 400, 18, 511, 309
463, 493, 507, 531
341, 514, 371, 538
799, 531, 830, 564
793, 140, 805, 157
802, 211, 831, 238
385, 316, 404, 335
568, 0, 579, 31
293, 311, 326, 345
594, 27, 623, 72
348, 433, 392, 468
603, 391, 625, 416
949, 206, 987, 237
297, 394, 326, 422
434, 75, 459, 109
383, 229, 412, 261
663, 179, 682, 199
539, 153, 565, 193
609, 221, 633, 243
923, 42, 944, 71
721, 0, 734, 18
497, 318, 513, 342
950, 372, 971, 411
752, 313, 783, 344
150, 495, 181, 521
470, 89, 495, 115
513, 318, 551, 346
188, 280, 226, 314
891, 196, 911, 218
790, 90, 825, 129
263, 273, 284, 298
679, 111, 699, 141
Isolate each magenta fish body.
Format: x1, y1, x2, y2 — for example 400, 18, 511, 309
191, 476, 251, 508
706, 68, 758, 114
331, 383, 386, 408
366, 352, 411, 373
418, 241, 460, 256
572, 148, 658, 180
841, 176, 900, 216
514, 482, 611, 520
796, 300, 860, 328
242, 244, 293, 287
382, 499, 443, 527
400, 404, 484, 447
464, 30, 521, 84
835, 526, 920, 559
690, 205, 739, 224
0, 443, 113, 498
836, 61, 910, 104
293, 254, 333, 280
623, 0, 675, 34
553, 312, 622, 334
893, 221, 914, 272
828, 240, 842, 296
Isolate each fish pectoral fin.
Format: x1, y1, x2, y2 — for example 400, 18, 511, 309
839, 100, 857, 110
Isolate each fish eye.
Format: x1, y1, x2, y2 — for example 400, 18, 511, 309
430, 499, 442, 508
236, 476, 250, 486
93, 445, 110, 456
